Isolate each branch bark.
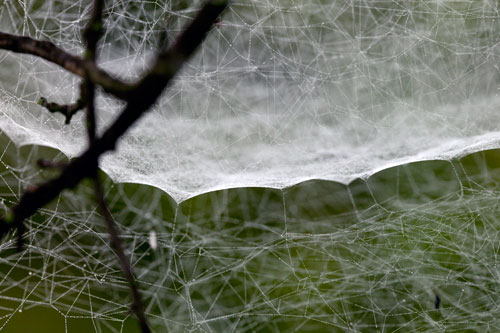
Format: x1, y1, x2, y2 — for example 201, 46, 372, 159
0, 0, 226, 230
82, 1, 151, 331
37, 97, 85, 124
0, 31, 132, 99
0, 0, 228, 330
93, 175, 151, 332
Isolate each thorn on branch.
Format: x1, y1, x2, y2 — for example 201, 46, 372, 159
38, 97, 85, 124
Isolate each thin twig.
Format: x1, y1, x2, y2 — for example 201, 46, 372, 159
93, 175, 151, 332
0, 31, 132, 99
82, 1, 151, 331
0, 0, 227, 232
0, 0, 227, 313
0, 1, 227, 104
82, 0, 104, 144
37, 97, 85, 124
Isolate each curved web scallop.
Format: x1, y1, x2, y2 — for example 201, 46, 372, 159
0, 1, 500, 332
1, 0, 499, 201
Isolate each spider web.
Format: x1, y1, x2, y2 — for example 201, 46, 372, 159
0, 0, 499, 331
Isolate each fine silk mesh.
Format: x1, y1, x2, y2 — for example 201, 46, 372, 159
1, 134, 500, 331
0, 0, 500, 332
0, 1, 499, 201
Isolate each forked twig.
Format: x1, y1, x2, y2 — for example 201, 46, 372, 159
0, 0, 228, 331
0, 0, 227, 247
37, 97, 85, 124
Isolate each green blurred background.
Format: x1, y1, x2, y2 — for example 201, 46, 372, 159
1, 131, 500, 332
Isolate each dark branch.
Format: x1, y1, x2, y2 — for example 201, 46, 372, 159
0, 31, 132, 99
0, 1, 227, 104
83, 0, 105, 63
0, 0, 227, 322
82, 1, 151, 331
93, 175, 150, 332
82, 0, 105, 144
37, 97, 85, 124
0, 31, 85, 76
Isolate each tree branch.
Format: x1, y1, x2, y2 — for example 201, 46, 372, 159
0, 0, 227, 252
80, 1, 151, 331
0, 1, 228, 105
0, 31, 132, 99
93, 175, 151, 332
82, 0, 104, 144
37, 97, 85, 124
0, 0, 227, 304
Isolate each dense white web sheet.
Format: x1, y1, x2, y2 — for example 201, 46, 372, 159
1, 0, 500, 201
1, 134, 500, 332
2, 1, 500, 332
